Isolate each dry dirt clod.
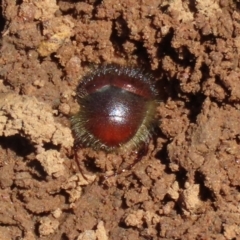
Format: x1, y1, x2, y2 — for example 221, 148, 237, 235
0, 0, 240, 239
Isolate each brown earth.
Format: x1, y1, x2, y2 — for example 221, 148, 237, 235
1, 0, 240, 239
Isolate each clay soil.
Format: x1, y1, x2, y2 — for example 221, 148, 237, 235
1, 0, 240, 239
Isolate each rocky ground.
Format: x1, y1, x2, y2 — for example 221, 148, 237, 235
1, 0, 240, 239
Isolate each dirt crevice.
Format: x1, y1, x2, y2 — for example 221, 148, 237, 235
0, 0, 240, 239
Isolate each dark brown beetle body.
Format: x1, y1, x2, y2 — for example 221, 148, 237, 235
71, 64, 158, 153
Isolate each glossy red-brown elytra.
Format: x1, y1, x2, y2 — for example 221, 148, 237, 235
71, 64, 158, 154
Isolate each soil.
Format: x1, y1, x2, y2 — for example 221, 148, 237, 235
0, 0, 240, 239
